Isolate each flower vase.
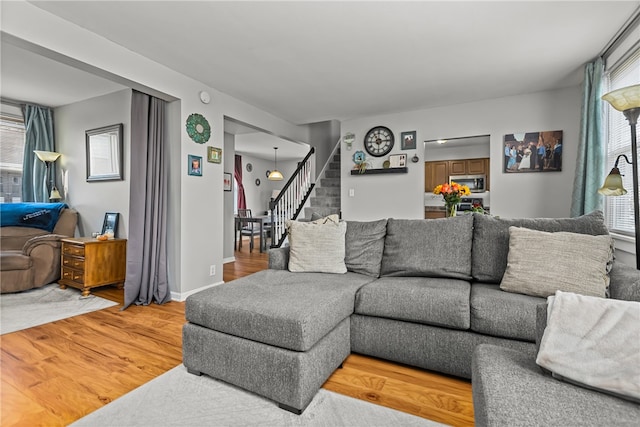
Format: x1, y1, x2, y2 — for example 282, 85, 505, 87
445, 203, 458, 217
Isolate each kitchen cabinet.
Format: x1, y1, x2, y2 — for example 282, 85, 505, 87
467, 158, 486, 174
425, 209, 446, 219
424, 161, 448, 192
449, 160, 467, 175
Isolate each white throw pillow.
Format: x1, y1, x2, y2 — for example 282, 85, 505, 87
286, 214, 347, 274
500, 226, 612, 298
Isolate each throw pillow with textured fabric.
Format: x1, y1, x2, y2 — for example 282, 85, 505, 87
286, 214, 347, 273
500, 227, 613, 298
380, 215, 473, 279
345, 219, 388, 277
472, 211, 610, 283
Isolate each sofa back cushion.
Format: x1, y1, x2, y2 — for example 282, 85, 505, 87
472, 211, 609, 283
345, 219, 388, 277
381, 215, 473, 279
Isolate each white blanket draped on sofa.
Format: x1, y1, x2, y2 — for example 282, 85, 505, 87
536, 290, 640, 402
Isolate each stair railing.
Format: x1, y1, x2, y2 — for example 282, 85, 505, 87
269, 147, 315, 248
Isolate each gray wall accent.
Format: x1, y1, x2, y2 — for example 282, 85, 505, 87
309, 120, 341, 178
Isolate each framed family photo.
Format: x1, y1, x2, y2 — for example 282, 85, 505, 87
503, 130, 563, 173
188, 154, 202, 176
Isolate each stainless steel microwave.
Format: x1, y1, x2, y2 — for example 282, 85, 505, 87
449, 174, 486, 193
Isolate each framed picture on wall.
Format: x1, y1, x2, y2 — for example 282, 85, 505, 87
401, 131, 417, 150
223, 172, 232, 191
188, 154, 202, 176
208, 146, 222, 163
503, 130, 563, 173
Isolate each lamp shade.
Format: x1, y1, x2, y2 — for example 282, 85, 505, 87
34, 150, 61, 163
49, 188, 62, 201
601, 84, 640, 112
268, 170, 284, 181
598, 167, 628, 196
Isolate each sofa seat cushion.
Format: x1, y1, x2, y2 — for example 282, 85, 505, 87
185, 269, 375, 352
0, 250, 32, 271
470, 283, 544, 342
354, 277, 471, 330
472, 344, 640, 427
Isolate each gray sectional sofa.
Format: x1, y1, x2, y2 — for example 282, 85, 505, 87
183, 211, 640, 418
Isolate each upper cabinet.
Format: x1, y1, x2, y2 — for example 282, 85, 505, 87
448, 160, 467, 175
425, 161, 448, 192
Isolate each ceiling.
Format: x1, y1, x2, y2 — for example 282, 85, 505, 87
15, 0, 636, 126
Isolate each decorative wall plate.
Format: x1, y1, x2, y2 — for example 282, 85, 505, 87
185, 113, 211, 144
255, 178, 261, 186
246, 163, 253, 172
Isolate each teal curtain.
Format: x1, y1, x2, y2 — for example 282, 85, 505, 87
22, 104, 56, 202
571, 57, 606, 217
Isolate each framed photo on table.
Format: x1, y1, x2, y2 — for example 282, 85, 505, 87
101, 212, 119, 237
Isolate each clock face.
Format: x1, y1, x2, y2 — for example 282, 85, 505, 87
364, 126, 394, 157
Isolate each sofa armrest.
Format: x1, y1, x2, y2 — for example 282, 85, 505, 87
609, 262, 640, 302
268, 246, 290, 270
22, 234, 65, 256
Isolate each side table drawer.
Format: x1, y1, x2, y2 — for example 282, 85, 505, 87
61, 267, 84, 284
62, 256, 85, 270
62, 244, 84, 257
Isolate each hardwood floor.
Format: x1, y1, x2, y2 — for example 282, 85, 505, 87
1, 239, 473, 427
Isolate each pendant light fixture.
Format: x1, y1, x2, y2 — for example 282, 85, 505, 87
268, 147, 284, 181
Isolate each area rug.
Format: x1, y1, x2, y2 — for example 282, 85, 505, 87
71, 364, 443, 427
1, 283, 117, 334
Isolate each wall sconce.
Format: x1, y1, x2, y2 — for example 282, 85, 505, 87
599, 83, 640, 269
34, 150, 62, 201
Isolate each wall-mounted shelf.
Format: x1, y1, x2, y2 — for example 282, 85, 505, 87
350, 167, 408, 176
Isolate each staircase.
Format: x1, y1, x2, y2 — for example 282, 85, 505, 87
305, 148, 341, 219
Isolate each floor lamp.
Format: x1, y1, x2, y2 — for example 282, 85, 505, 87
598, 83, 640, 270
33, 150, 62, 201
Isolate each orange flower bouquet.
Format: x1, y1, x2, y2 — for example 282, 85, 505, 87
433, 182, 471, 217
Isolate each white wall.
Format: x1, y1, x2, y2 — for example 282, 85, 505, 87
55, 89, 131, 238
3, 1, 310, 299
425, 142, 490, 162
341, 86, 581, 221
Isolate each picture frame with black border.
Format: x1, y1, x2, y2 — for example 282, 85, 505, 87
188, 154, 203, 176
101, 212, 119, 237
389, 154, 407, 168
401, 131, 417, 150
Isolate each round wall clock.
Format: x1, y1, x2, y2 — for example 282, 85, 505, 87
185, 113, 211, 144
246, 163, 253, 172
364, 126, 394, 157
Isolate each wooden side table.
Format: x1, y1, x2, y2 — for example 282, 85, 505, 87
59, 237, 127, 297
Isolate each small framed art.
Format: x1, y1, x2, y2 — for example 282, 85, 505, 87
223, 172, 232, 191
208, 146, 222, 163
401, 131, 417, 150
389, 154, 407, 168
188, 155, 202, 176
101, 212, 119, 237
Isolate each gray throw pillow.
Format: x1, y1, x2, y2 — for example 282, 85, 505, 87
380, 215, 473, 279
345, 219, 388, 277
472, 211, 609, 283
286, 214, 347, 274
500, 227, 613, 298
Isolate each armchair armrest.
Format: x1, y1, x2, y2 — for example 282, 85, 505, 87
22, 234, 66, 256
609, 261, 640, 302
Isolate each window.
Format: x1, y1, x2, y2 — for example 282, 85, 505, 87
604, 48, 640, 236
0, 114, 25, 203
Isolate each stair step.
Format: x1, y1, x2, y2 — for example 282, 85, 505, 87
333, 154, 341, 162
305, 206, 341, 219
311, 196, 340, 207
320, 178, 340, 187
315, 186, 340, 197
325, 169, 340, 178
329, 162, 340, 170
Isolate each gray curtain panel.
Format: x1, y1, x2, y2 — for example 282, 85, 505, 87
124, 90, 170, 309
570, 57, 605, 217
22, 104, 56, 202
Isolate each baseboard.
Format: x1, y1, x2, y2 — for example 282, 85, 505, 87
170, 281, 224, 301
223, 257, 235, 264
